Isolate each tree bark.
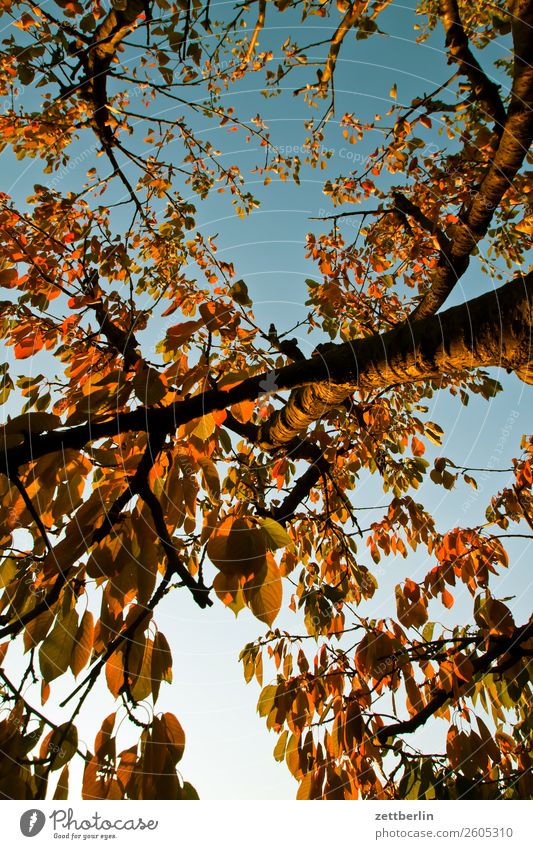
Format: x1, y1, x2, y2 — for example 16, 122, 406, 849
258, 271, 533, 448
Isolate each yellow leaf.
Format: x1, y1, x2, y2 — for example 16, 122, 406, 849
182, 413, 216, 441
259, 517, 292, 551
131, 639, 154, 702
53, 765, 70, 800
273, 729, 289, 762
516, 216, 532, 235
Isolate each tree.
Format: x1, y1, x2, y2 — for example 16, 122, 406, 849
0, 0, 531, 800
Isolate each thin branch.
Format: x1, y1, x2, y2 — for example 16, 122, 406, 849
409, 1, 533, 320
240, 0, 266, 68
137, 482, 212, 609
9, 474, 53, 553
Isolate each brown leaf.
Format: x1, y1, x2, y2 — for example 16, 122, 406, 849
151, 632, 173, 703
105, 650, 125, 699
243, 553, 282, 626
70, 610, 94, 678
207, 515, 267, 578
161, 712, 185, 765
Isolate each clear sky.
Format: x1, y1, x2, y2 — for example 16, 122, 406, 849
1, 0, 531, 800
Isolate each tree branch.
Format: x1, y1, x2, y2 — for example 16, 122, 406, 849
1, 272, 532, 470
137, 482, 212, 609
439, 0, 506, 130
257, 270, 533, 448
0, 432, 168, 640
9, 474, 53, 553
392, 191, 450, 251
269, 457, 327, 525
408, 0, 533, 320
317, 1, 368, 93
240, 0, 266, 68
377, 620, 533, 743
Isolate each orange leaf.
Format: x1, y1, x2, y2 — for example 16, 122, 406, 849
442, 588, 454, 609
15, 332, 43, 359
213, 570, 246, 616
411, 436, 425, 456
105, 650, 124, 698
166, 319, 202, 348
0, 268, 18, 288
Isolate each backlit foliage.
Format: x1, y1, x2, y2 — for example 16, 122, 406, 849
0, 0, 532, 800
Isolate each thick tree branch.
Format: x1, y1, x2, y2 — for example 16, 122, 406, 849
318, 1, 368, 92
409, 0, 533, 320
1, 272, 532, 470
269, 455, 327, 526
439, 0, 506, 130
257, 270, 533, 448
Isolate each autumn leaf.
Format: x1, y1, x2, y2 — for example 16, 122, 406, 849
207, 516, 267, 577
213, 570, 246, 615
229, 279, 252, 306
39, 609, 78, 683
132, 367, 167, 405
243, 553, 283, 626
70, 611, 94, 678
258, 517, 292, 550
151, 631, 173, 703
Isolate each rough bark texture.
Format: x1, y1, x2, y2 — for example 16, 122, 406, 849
257, 271, 533, 448
440, 0, 506, 129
